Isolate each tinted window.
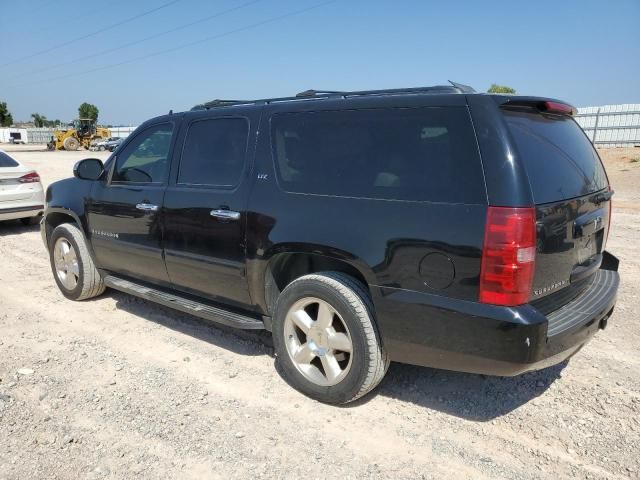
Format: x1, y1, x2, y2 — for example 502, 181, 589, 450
178, 118, 248, 187
0, 151, 19, 167
271, 107, 485, 203
112, 123, 173, 183
504, 109, 608, 203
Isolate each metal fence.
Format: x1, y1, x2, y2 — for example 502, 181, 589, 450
108, 126, 136, 138
575, 103, 640, 148
27, 128, 55, 144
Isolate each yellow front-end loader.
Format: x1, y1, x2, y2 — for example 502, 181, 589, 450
47, 119, 111, 151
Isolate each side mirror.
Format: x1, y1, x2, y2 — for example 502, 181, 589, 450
74, 158, 104, 181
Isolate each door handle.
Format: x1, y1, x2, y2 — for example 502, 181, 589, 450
136, 203, 159, 212
210, 209, 240, 221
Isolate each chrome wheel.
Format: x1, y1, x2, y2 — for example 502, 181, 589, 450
53, 238, 79, 290
283, 297, 353, 386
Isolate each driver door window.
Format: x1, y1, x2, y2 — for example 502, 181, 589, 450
112, 123, 174, 184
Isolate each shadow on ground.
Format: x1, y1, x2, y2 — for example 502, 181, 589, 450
0, 220, 40, 237
368, 360, 567, 421
110, 290, 273, 358
106, 289, 566, 421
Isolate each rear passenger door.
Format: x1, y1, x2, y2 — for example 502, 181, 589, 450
162, 110, 259, 308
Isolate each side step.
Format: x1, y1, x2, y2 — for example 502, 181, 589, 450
103, 275, 265, 330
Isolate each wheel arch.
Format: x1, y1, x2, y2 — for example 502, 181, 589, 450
42, 208, 98, 264
259, 247, 376, 316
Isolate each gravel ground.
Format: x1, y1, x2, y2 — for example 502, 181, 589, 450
0, 145, 639, 479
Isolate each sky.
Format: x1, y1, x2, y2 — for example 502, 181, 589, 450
0, 0, 638, 125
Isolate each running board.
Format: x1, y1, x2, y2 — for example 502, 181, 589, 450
103, 275, 264, 330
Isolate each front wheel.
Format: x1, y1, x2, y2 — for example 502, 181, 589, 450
63, 136, 79, 151
49, 223, 105, 301
272, 272, 389, 404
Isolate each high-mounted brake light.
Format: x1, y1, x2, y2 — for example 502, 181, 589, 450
18, 171, 41, 183
543, 101, 576, 116
479, 206, 537, 306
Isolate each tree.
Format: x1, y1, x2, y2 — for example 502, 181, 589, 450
31, 113, 47, 128
0, 101, 13, 127
78, 102, 99, 122
487, 83, 516, 94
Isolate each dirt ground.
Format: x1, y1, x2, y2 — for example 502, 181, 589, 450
1, 145, 639, 480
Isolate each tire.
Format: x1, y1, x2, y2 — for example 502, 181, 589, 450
20, 216, 41, 226
63, 136, 79, 151
272, 272, 389, 404
49, 223, 105, 301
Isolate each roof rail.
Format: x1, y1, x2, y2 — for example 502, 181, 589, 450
191, 82, 476, 111
295, 89, 346, 98
191, 99, 252, 111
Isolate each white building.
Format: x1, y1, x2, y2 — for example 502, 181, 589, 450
0, 128, 29, 143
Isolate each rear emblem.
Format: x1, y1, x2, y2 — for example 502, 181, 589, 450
533, 279, 569, 297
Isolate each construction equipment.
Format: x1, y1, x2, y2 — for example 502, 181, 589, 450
47, 119, 111, 151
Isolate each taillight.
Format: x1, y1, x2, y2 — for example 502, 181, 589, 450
480, 206, 537, 306
19, 171, 40, 183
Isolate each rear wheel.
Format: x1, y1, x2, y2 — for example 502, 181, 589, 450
63, 136, 79, 151
272, 272, 389, 404
49, 223, 105, 300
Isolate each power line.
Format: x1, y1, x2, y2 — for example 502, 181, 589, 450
7, 1, 336, 89
14, 0, 264, 80
0, 0, 183, 68
25, 0, 136, 37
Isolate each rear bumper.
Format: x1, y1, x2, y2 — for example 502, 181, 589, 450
0, 204, 44, 221
373, 260, 619, 376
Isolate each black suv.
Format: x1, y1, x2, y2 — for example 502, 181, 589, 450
41, 84, 620, 404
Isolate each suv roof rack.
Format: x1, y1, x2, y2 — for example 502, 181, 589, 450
190, 81, 476, 111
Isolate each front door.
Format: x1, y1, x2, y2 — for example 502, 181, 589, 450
88, 121, 177, 285
162, 112, 257, 309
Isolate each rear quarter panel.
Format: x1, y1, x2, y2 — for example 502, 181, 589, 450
246, 96, 488, 312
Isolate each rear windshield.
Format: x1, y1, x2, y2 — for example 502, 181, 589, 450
503, 109, 608, 204
271, 107, 486, 204
0, 151, 19, 167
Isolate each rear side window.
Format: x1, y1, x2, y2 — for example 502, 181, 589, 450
503, 110, 608, 204
0, 152, 19, 167
271, 107, 485, 203
178, 118, 248, 187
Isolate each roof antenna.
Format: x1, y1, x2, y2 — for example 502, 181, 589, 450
168, 109, 173, 115
448, 80, 476, 93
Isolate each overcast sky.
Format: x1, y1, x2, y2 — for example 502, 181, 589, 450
1, 0, 638, 125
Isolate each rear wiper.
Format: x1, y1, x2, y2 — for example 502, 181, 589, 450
593, 189, 614, 204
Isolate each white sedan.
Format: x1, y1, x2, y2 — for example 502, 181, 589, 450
0, 149, 44, 225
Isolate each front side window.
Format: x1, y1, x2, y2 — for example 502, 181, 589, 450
270, 107, 485, 203
178, 117, 249, 187
112, 123, 174, 183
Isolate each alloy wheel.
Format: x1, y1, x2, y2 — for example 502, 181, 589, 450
283, 297, 354, 386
